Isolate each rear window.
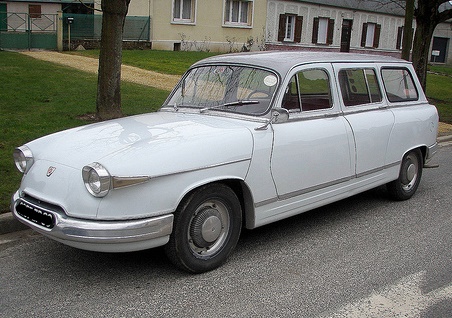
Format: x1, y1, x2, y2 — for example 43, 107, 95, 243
381, 68, 418, 102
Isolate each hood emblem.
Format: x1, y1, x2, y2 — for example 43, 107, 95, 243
46, 166, 56, 177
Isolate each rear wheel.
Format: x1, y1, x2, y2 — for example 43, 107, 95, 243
387, 149, 423, 201
165, 183, 242, 273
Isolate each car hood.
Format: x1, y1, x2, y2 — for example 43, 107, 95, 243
26, 111, 254, 177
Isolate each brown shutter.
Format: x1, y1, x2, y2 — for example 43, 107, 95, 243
373, 24, 381, 48
396, 26, 403, 49
327, 18, 335, 45
278, 14, 286, 42
294, 16, 303, 43
312, 17, 319, 44
361, 23, 368, 47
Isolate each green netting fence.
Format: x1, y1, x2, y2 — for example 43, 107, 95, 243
62, 13, 150, 41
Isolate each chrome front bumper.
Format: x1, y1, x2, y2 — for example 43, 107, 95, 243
11, 191, 174, 252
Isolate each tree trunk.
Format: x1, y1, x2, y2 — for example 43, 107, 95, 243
411, 21, 435, 91
96, 0, 130, 121
401, 0, 414, 61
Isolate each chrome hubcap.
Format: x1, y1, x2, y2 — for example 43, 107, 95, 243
401, 154, 419, 191
188, 200, 230, 256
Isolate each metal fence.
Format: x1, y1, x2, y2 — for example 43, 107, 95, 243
0, 12, 150, 50
0, 12, 58, 49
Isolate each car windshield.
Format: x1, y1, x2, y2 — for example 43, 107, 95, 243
163, 65, 278, 116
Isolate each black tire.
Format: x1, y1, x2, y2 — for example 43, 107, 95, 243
387, 149, 423, 201
165, 183, 242, 273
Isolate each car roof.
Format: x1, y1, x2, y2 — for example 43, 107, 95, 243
193, 51, 409, 76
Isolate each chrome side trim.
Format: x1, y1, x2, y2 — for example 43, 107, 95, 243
150, 157, 251, 179
355, 161, 400, 179
112, 176, 151, 189
277, 176, 354, 201
254, 197, 278, 208
254, 162, 401, 206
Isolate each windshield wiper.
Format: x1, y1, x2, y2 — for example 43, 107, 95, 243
200, 100, 260, 113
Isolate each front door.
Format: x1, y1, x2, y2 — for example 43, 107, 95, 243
270, 64, 354, 199
340, 19, 353, 52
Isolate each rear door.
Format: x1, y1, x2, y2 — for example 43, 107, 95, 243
333, 63, 395, 176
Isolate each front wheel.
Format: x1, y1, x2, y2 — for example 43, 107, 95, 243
165, 184, 242, 273
387, 149, 423, 201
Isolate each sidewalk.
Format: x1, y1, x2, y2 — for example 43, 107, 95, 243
2, 51, 452, 236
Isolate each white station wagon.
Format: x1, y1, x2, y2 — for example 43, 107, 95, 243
12, 52, 438, 273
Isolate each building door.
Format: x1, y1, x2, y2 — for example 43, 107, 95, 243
431, 37, 448, 63
340, 19, 353, 52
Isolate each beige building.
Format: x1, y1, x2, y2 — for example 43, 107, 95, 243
122, 0, 451, 64
127, 0, 268, 52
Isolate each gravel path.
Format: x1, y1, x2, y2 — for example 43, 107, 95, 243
20, 51, 179, 91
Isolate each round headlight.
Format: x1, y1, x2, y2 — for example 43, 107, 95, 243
82, 163, 111, 197
13, 145, 34, 173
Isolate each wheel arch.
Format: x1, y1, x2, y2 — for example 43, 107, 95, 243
402, 145, 426, 165
176, 178, 255, 231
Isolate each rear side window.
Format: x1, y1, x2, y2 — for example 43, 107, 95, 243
338, 69, 382, 106
381, 68, 418, 102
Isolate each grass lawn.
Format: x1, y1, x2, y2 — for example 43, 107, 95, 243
1, 50, 451, 213
426, 65, 452, 124
0, 51, 169, 212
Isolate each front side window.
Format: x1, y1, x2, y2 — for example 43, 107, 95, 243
173, 0, 195, 22
361, 22, 381, 48
282, 69, 332, 112
224, 0, 253, 26
339, 69, 382, 106
278, 14, 303, 42
312, 17, 334, 45
381, 68, 418, 102
164, 65, 278, 116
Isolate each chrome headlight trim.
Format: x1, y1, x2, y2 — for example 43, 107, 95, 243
82, 163, 111, 197
13, 145, 34, 173
112, 176, 151, 189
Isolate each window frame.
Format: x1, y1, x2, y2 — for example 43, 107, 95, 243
361, 22, 381, 48
282, 68, 333, 113
312, 17, 334, 45
381, 67, 419, 103
223, 0, 253, 28
278, 14, 303, 43
29, 4, 42, 19
338, 68, 383, 107
172, 0, 196, 24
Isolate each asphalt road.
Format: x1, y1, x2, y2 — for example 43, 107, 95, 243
1, 145, 451, 318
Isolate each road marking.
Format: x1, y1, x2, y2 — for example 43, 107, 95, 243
320, 271, 452, 317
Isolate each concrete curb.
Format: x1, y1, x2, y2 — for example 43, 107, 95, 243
2, 134, 452, 236
0, 212, 28, 235
438, 134, 452, 143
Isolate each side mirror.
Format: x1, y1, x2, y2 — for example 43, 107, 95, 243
255, 108, 289, 130
271, 108, 289, 124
